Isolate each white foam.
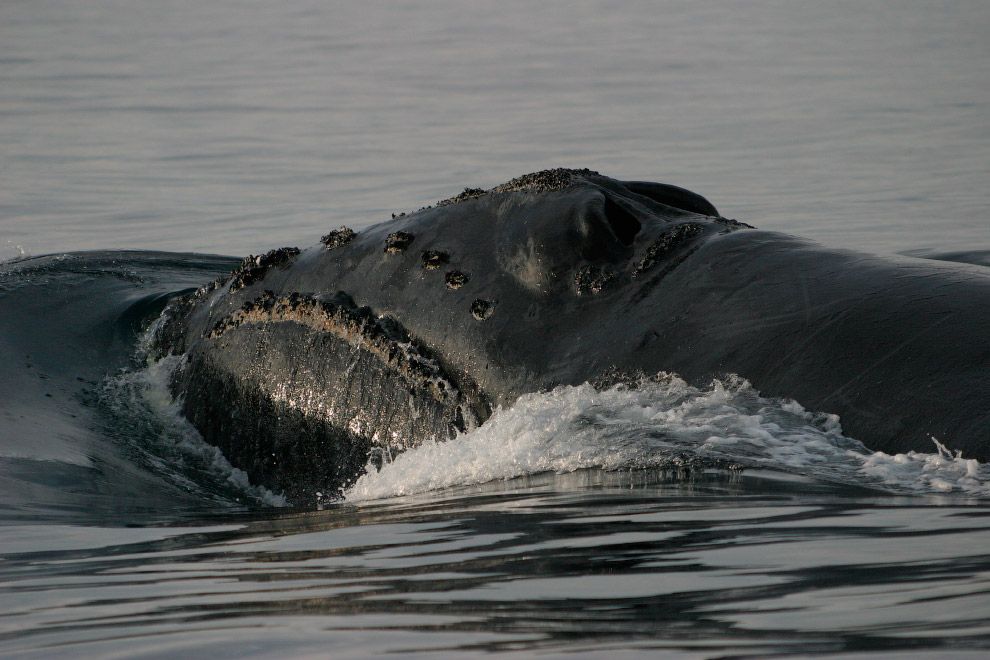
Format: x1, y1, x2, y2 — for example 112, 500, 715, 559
114, 319, 990, 504
0, 241, 28, 264
101, 332, 288, 507
345, 375, 990, 502
858, 438, 987, 496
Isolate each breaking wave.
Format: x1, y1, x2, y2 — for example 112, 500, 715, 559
346, 375, 990, 502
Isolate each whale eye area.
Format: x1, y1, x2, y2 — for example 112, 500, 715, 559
470, 298, 494, 320
445, 270, 469, 290
421, 250, 450, 270
384, 231, 414, 254
321, 226, 356, 250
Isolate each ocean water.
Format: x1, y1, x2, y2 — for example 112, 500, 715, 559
2, 1, 990, 658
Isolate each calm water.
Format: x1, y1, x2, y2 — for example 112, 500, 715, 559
2, 0, 988, 259
2, 1, 990, 658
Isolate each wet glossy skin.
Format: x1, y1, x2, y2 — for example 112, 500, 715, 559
159, 170, 990, 502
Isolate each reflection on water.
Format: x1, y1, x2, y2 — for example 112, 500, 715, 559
2, 1, 989, 657
3, 470, 990, 659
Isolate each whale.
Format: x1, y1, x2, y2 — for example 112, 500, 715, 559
154, 169, 990, 503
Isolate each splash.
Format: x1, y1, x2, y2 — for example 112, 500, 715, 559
108, 317, 989, 505
0, 241, 28, 264
346, 375, 989, 502
100, 323, 288, 507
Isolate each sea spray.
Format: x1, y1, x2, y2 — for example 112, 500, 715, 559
100, 334, 289, 507
347, 376, 990, 502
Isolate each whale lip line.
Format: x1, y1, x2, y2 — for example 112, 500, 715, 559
206, 289, 491, 425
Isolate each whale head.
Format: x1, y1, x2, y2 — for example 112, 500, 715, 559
156, 169, 746, 503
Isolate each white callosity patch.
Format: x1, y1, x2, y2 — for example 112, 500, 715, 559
346, 375, 989, 502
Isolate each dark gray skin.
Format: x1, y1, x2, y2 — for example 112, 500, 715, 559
156, 169, 990, 504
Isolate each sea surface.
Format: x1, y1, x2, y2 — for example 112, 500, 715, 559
2, 1, 990, 658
